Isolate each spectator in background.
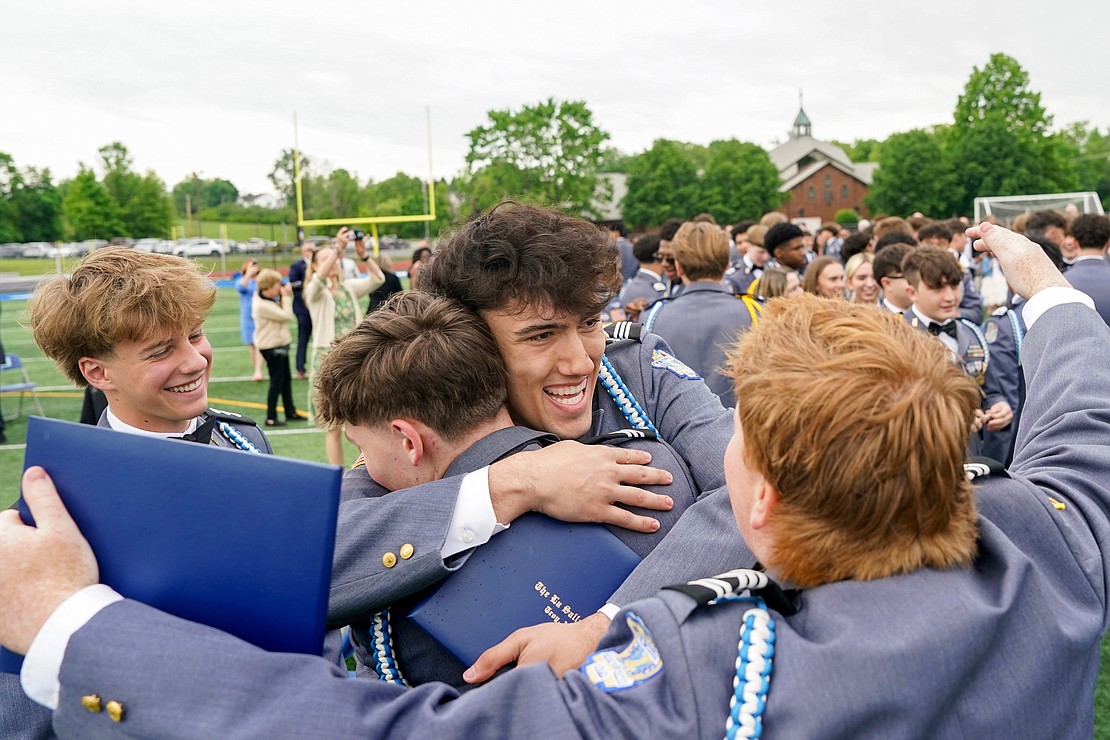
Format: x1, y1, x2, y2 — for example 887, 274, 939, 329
754, 267, 802, 300
729, 219, 757, 264
873, 242, 916, 315
816, 222, 840, 259
919, 222, 984, 322
366, 254, 405, 314
657, 218, 685, 298
845, 252, 879, 305
617, 232, 667, 320
288, 241, 315, 380
724, 223, 770, 295
609, 222, 639, 283
803, 256, 846, 299
408, 246, 433, 289
1059, 213, 1110, 325
643, 221, 761, 406
763, 222, 808, 274
252, 269, 305, 428
839, 230, 873, 265
872, 217, 913, 242
1026, 210, 1072, 263
304, 246, 385, 465
236, 259, 266, 381
1011, 213, 1029, 234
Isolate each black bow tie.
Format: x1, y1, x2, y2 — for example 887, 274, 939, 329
174, 416, 216, 445
928, 321, 958, 339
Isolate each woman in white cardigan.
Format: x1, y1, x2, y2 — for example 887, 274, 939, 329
304, 246, 384, 464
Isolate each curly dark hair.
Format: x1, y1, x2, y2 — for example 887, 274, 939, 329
420, 201, 621, 317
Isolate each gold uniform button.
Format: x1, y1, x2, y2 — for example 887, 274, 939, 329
382, 552, 397, 568
106, 700, 125, 723
399, 543, 414, 560
80, 694, 102, 713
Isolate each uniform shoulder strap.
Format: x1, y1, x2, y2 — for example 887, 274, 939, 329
603, 321, 643, 343
738, 293, 764, 323
206, 407, 259, 426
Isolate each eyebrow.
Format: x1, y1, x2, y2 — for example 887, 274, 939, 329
513, 321, 566, 336
139, 337, 175, 356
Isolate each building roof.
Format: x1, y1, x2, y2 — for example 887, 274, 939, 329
769, 135, 854, 180
779, 159, 872, 193
793, 107, 812, 128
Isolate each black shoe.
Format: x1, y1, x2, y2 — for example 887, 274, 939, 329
0, 432, 7, 444
287, 413, 308, 422
265, 419, 285, 428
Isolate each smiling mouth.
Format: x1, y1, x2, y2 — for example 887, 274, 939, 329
167, 378, 204, 394
544, 379, 588, 407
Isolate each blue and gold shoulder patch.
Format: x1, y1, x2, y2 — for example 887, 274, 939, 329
581, 612, 663, 692
651, 349, 701, 380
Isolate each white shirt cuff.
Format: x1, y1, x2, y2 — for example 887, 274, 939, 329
597, 603, 621, 621
441, 468, 502, 559
1021, 286, 1095, 330
22, 584, 122, 709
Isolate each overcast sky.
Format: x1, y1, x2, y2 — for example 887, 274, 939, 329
4, 0, 1108, 196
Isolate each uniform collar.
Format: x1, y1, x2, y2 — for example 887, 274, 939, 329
443, 425, 559, 478
104, 407, 200, 438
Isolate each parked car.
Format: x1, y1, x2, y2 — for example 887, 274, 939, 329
174, 238, 229, 258
379, 234, 411, 250
241, 237, 276, 252
134, 238, 173, 253
21, 242, 50, 258
82, 239, 109, 252
46, 243, 86, 259
0, 243, 22, 258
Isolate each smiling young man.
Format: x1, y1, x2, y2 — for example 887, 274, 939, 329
316, 291, 696, 690
902, 246, 1011, 452
2, 248, 271, 738
329, 202, 743, 680
28, 249, 270, 450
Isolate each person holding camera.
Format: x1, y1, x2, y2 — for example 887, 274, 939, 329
304, 235, 384, 464
288, 242, 316, 380
252, 269, 306, 428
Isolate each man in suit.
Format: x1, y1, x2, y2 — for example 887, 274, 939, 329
287, 241, 315, 379
314, 292, 696, 690
1057, 213, 1110, 325
4, 223, 1109, 737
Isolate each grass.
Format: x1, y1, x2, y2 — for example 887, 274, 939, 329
2, 269, 1110, 728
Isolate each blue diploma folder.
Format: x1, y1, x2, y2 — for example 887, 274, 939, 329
408, 512, 641, 666
1, 416, 341, 673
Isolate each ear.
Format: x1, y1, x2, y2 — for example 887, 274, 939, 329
78, 357, 113, 392
749, 481, 779, 532
390, 419, 426, 468
904, 282, 918, 304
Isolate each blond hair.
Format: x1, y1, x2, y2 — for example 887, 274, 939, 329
672, 221, 729, 281
30, 248, 216, 386
256, 268, 283, 292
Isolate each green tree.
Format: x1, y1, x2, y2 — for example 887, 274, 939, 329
621, 139, 701, 227
865, 129, 952, 217
1060, 122, 1110, 209
11, 166, 62, 242
269, 149, 311, 208
62, 165, 124, 240
0, 153, 22, 243
361, 172, 453, 240
697, 139, 784, 223
832, 138, 884, 162
124, 172, 173, 237
202, 178, 239, 209
462, 98, 610, 216
946, 53, 1077, 214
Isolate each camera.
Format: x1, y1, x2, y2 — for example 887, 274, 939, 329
352, 229, 365, 242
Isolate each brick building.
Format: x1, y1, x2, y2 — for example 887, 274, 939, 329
770, 108, 875, 223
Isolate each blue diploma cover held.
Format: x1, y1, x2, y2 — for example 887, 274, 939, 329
408, 512, 641, 666
0, 417, 341, 673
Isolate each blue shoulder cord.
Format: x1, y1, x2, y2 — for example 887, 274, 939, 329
1008, 310, 1024, 365
598, 355, 658, 434
712, 569, 776, 740
216, 421, 264, 454
365, 608, 408, 685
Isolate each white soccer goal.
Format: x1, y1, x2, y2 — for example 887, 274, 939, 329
974, 191, 1105, 225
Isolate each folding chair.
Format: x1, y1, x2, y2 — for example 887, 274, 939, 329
0, 353, 45, 421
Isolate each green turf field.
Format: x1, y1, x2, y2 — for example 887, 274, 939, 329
2, 274, 1110, 730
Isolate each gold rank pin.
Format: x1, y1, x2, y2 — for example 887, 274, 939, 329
80, 694, 102, 712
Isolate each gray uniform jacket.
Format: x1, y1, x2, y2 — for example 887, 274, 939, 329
642, 282, 758, 407
44, 301, 1110, 738
98, 408, 273, 454
329, 330, 737, 626
722, 260, 760, 295
616, 268, 666, 308
345, 425, 699, 690
981, 301, 1026, 465
1061, 257, 1110, 326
